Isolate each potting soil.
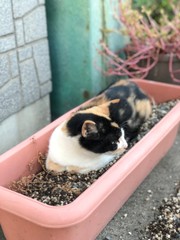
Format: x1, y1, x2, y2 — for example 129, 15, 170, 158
10, 99, 179, 206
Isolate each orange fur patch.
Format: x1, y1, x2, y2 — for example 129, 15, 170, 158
61, 123, 68, 133
78, 99, 120, 120
46, 159, 66, 172
46, 159, 83, 173
111, 122, 119, 128
78, 104, 110, 119
135, 99, 152, 119
110, 79, 130, 87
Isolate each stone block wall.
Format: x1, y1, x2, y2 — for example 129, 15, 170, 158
0, 0, 52, 153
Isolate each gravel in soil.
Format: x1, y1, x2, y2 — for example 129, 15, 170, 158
140, 183, 180, 240
9, 100, 179, 207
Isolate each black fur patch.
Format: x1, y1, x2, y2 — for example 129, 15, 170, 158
109, 98, 133, 124
67, 113, 109, 136
66, 80, 151, 153
103, 81, 150, 140
67, 113, 122, 154
105, 81, 149, 101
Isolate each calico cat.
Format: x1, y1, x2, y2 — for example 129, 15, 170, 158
46, 79, 152, 173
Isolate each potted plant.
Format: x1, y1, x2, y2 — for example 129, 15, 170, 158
0, 79, 180, 240
100, 0, 180, 84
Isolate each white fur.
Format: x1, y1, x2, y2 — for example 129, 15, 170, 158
117, 128, 128, 149
46, 122, 128, 173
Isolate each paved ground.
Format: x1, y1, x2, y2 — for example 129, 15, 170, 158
97, 129, 180, 240
0, 130, 179, 240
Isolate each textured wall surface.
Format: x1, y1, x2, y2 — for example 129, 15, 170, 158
0, 0, 52, 153
0, 0, 52, 123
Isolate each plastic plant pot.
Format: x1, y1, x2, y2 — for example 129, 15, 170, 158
0, 79, 180, 240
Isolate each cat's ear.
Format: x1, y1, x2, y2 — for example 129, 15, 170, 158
81, 120, 98, 139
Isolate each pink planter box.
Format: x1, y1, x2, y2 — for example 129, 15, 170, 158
0, 80, 180, 240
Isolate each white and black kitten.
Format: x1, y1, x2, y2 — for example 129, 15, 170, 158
46, 79, 152, 173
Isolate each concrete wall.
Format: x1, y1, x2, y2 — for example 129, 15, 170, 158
0, 0, 52, 154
